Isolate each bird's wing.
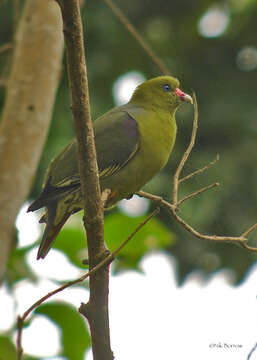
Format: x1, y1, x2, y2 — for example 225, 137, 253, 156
28, 109, 140, 211
94, 109, 140, 179
53, 108, 140, 183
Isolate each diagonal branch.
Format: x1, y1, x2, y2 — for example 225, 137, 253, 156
137, 92, 256, 250
138, 191, 247, 242
179, 154, 220, 183
241, 222, 257, 238
102, 0, 169, 74
176, 182, 220, 206
16, 208, 159, 359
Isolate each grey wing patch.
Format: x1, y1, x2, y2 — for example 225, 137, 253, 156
44, 140, 79, 188
94, 111, 140, 179
99, 143, 139, 179
28, 109, 140, 213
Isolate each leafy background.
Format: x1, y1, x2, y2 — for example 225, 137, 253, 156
0, 0, 256, 359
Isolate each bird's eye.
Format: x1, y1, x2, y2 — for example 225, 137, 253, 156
163, 84, 171, 92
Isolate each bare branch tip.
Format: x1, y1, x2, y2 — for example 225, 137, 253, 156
192, 92, 198, 107
240, 241, 257, 252
241, 222, 257, 238
101, 188, 111, 207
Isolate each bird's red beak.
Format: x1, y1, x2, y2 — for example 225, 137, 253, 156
175, 88, 193, 104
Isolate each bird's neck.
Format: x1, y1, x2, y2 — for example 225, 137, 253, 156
129, 97, 177, 117
130, 92, 162, 111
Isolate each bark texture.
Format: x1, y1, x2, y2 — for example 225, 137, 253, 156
0, 0, 64, 281
56, 1, 113, 359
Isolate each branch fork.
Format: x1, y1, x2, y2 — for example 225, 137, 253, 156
139, 93, 256, 248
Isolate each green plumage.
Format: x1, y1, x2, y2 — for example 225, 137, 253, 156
28, 76, 192, 259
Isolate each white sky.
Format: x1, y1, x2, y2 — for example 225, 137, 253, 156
1, 251, 257, 360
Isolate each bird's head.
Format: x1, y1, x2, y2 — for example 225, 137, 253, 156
130, 76, 192, 112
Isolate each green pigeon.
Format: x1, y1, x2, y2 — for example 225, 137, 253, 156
28, 76, 192, 259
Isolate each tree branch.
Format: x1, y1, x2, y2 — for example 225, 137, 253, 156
16, 208, 159, 359
55, 1, 112, 359
179, 154, 220, 183
102, 0, 169, 74
173, 92, 198, 206
137, 92, 257, 250
177, 182, 220, 206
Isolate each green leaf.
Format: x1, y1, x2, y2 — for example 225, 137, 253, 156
54, 227, 86, 269
50, 210, 175, 271
0, 335, 17, 360
104, 212, 175, 268
35, 302, 90, 360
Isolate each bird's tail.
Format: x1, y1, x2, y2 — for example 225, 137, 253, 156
28, 180, 82, 259
36, 203, 71, 260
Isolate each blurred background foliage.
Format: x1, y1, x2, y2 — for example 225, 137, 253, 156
1, 0, 257, 286
0, 0, 256, 358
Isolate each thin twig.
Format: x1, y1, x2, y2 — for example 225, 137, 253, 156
241, 222, 257, 238
17, 317, 23, 360
177, 182, 220, 206
113, 207, 160, 256
16, 261, 111, 359
138, 90, 257, 250
247, 342, 257, 360
16, 208, 159, 359
0, 43, 12, 55
237, 223, 257, 252
173, 92, 198, 206
239, 242, 257, 252
179, 155, 220, 183
169, 205, 246, 243
102, 0, 169, 75
138, 190, 249, 243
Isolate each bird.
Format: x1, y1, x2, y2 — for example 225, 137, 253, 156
28, 76, 193, 259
